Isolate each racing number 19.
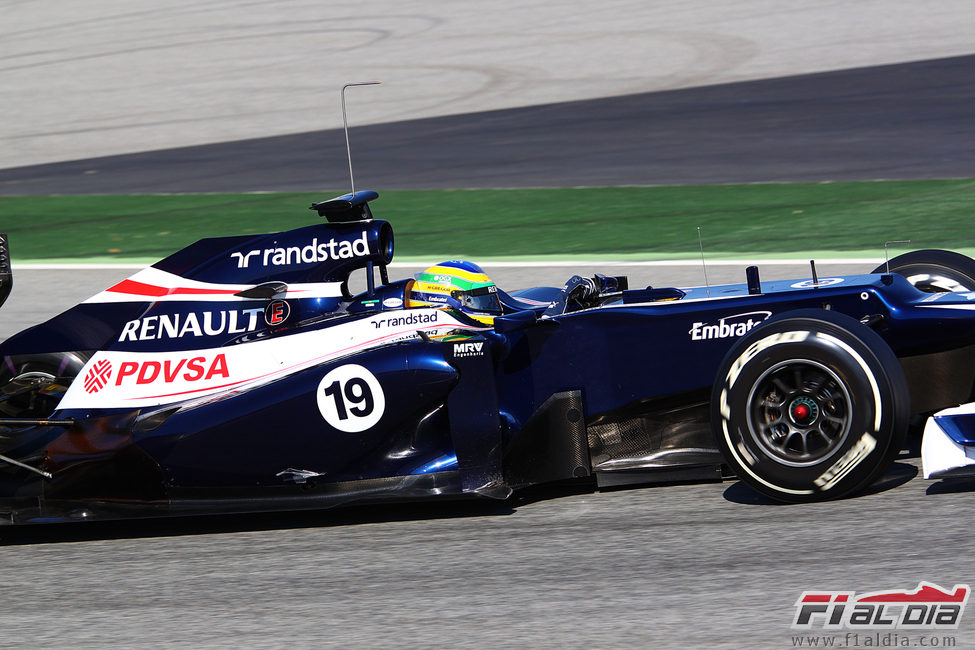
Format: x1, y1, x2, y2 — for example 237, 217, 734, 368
322, 377, 374, 419
316, 364, 386, 433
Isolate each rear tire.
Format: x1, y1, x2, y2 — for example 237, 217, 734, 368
872, 249, 975, 293
712, 310, 909, 503
0, 352, 89, 418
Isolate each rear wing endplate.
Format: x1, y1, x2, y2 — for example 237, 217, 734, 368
0, 233, 10, 310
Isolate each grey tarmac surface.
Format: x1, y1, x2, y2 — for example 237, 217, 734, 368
0, 460, 965, 649
3, 0, 973, 170
4, 54, 975, 194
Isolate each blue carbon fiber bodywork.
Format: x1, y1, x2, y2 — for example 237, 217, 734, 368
933, 414, 975, 446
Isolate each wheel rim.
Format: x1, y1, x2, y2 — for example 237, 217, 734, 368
746, 359, 852, 467
902, 267, 975, 293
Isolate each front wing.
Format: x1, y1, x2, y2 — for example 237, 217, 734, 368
922, 403, 975, 479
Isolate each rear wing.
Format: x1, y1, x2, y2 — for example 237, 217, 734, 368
0, 234, 10, 310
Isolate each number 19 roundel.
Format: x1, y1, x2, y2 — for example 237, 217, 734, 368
316, 364, 386, 433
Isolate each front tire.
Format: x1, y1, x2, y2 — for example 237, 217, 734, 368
712, 310, 909, 503
872, 249, 975, 293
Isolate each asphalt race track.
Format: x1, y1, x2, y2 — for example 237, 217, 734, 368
4, 1, 973, 172
0, 458, 963, 649
3, 55, 975, 194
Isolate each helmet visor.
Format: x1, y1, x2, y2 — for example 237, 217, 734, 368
452, 285, 502, 314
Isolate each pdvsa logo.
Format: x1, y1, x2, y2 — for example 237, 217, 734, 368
792, 582, 969, 630
453, 341, 485, 357
230, 233, 370, 268
689, 310, 771, 341
115, 353, 230, 386
84, 359, 113, 394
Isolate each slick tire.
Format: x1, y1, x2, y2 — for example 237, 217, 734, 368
0, 352, 89, 382
872, 249, 975, 293
712, 309, 909, 503
0, 351, 90, 417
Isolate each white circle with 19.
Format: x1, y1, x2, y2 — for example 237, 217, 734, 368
316, 364, 385, 433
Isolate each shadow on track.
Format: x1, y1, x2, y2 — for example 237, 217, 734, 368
0, 482, 606, 546
0, 446, 928, 544
721, 461, 919, 505
926, 477, 975, 496
0, 497, 514, 547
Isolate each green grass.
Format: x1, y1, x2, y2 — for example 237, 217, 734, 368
3, 179, 974, 263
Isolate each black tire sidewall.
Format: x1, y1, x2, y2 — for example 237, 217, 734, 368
872, 249, 975, 292
713, 311, 906, 502
0, 352, 89, 382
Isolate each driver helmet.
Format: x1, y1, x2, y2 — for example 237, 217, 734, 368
410, 260, 502, 321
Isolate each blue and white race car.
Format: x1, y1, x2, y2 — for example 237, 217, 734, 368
1, 191, 974, 524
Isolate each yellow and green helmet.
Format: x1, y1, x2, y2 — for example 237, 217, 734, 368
410, 260, 503, 317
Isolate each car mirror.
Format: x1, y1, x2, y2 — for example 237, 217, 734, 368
493, 310, 538, 333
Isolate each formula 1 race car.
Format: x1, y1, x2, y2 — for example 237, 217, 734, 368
2, 191, 975, 524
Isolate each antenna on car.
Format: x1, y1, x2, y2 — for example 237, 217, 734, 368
341, 81, 381, 195
883, 240, 910, 274
697, 226, 711, 297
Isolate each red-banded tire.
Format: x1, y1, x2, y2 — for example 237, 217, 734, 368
711, 309, 909, 503
872, 249, 975, 293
